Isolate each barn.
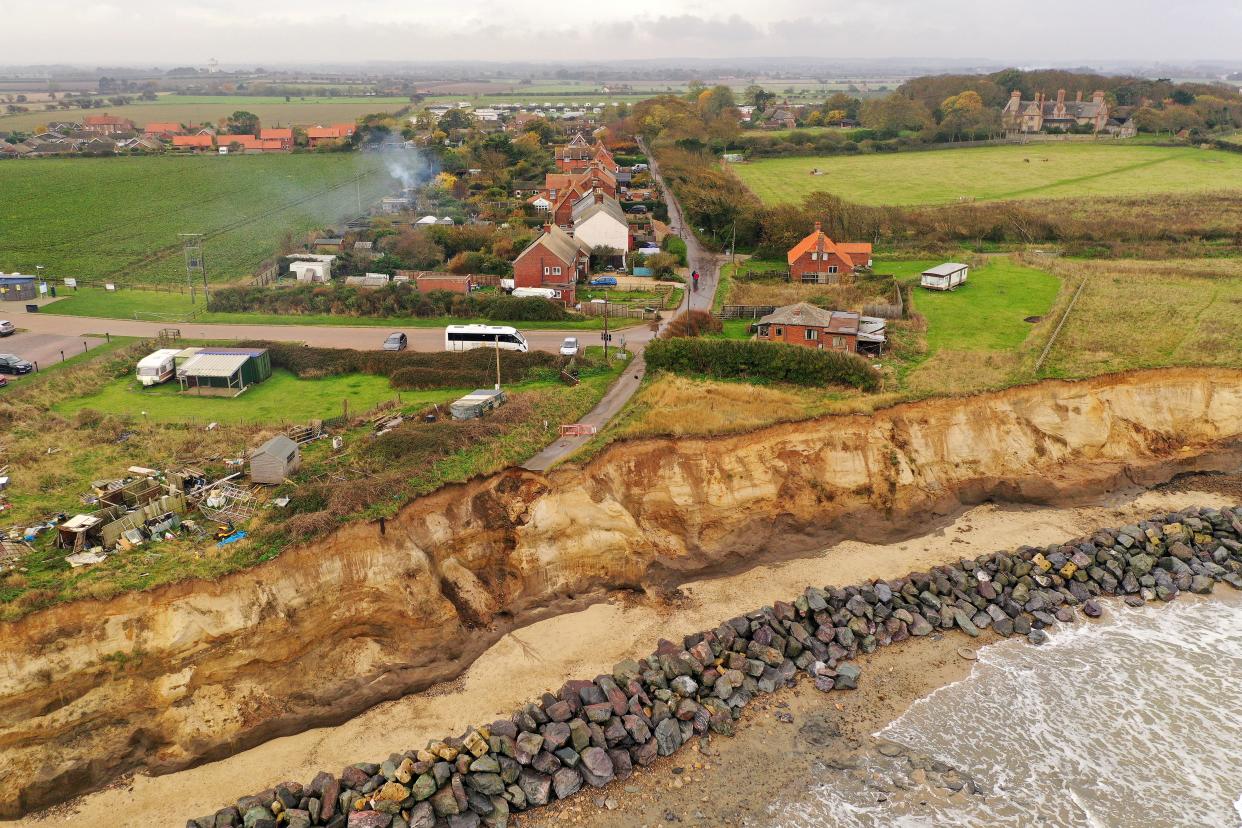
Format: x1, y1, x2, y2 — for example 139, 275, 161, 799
249, 435, 301, 484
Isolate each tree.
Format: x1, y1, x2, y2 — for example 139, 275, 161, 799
824, 92, 861, 120
225, 110, 260, 134
744, 84, 775, 110
939, 90, 986, 140
438, 108, 473, 131
697, 85, 737, 118
390, 229, 445, 269
859, 93, 931, 134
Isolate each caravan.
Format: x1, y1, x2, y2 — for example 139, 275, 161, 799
135, 349, 180, 386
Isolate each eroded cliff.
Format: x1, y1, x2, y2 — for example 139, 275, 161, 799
3, 368, 1242, 817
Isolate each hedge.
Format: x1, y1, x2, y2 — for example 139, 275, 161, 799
645, 338, 880, 391
208, 283, 569, 322
661, 234, 688, 266
236, 341, 559, 389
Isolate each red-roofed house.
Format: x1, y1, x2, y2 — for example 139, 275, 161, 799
219, 134, 285, 153
756, 303, 860, 352
306, 126, 353, 147
172, 134, 215, 151
332, 123, 356, 137
260, 127, 293, 149
512, 225, 590, 305
83, 114, 135, 135
144, 122, 185, 137
786, 222, 872, 285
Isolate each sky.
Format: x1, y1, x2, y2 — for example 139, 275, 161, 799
2, 0, 1240, 66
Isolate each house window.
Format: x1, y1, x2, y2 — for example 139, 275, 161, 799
828, 265, 838, 274
543, 266, 551, 276
810, 252, 818, 261
552, 266, 562, 276
832, 336, 845, 349
804, 329, 818, 341
774, 327, 783, 337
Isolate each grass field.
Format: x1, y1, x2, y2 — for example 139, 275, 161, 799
1037, 257, 1242, 378
52, 368, 426, 424
41, 289, 627, 330
0, 94, 409, 133
0, 154, 395, 283
731, 143, 1242, 207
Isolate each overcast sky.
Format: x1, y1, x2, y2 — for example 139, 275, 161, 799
3, 0, 1240, 66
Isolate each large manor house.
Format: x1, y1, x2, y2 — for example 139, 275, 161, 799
1001, 88, 1111, 133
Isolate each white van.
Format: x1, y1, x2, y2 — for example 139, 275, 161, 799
445, 325, 529, 352
135, 349, 181, 386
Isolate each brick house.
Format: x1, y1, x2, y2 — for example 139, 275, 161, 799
512, 225, 589, 305
1001, 89, 1110, 134
787, 222, 872, 285
220, 134, 285, 153
172, 134, 215, 151
756, 303, 860, 352
144, 122, 184, 137
82, 114, 135, 135
260, 127, 294, 149
306, 124, 355, 147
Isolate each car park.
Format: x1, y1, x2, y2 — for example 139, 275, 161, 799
0, 354, 33, 375
382, 332, 407, 351
559, 337, 580, 357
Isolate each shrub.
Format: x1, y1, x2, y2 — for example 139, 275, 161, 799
661, 310, 723, 338
208, 283, 569, 322
661, 235, 688, 266
645, 338, 880, 391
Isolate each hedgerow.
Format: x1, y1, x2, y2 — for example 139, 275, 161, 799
645, 338, 880, 391
208, 283, 570, 321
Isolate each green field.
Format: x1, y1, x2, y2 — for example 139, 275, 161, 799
52, 368, 438, 424
0, 94, 409, 133
731, 143, 1242, 206
0, 154, 395, 283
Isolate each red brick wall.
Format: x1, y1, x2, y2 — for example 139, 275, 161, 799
789, 251, 855, 283
759, 323, 856, 353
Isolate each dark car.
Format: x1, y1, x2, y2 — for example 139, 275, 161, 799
628, 204, 648, 214
382, 332, 408, 352
0, 354, 32, 375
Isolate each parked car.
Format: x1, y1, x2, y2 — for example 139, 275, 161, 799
0, 321, 13, 337
382, 332, 407, 351
628, 205, 648, 214
0, 354, 32, 375
589, 276, 618, 287
559, 337, 580, 357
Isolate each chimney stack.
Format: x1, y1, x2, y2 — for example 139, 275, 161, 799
1092, 89, 1105, 103
1076, 90, 1083, 103
1056, 89, 1066, 107
814, 221, 822, 232
543, 223, 552, 234
595, 188, 604, 204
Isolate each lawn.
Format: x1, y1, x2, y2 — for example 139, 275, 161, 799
730, 143, 1242, 206
52, 368, 424, 425
0, 154, 396, 283
41, 288, 635, 330
0, 94, 410, 133
901, 257, 1061, 392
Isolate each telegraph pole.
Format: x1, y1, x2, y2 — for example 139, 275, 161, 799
180, 234, 208, 304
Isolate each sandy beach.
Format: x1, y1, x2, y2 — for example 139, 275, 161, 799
9, 480, 1238, 827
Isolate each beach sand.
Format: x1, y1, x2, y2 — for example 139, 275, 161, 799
10, 482, 1237, 827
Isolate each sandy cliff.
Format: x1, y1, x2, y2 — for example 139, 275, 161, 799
2, 368, 1242, 817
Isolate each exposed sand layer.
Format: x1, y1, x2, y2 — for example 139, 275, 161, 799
8, 483, 1233, 827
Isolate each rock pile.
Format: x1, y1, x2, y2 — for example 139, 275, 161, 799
187, 506, 1242, 828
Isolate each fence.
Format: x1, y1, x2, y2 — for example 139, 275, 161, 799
862, 277, 906, 320
578, 303, 661, 320
718, 304, 776, 320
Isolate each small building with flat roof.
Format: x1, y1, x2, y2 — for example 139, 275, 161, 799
177, 348, 271, 395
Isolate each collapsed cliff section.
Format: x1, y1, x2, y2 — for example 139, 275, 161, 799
3, 368, 1242, 818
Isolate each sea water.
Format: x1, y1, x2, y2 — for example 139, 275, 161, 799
773, 599, 1242, 828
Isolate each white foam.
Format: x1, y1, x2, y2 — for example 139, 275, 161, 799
774, 600, 1242, 828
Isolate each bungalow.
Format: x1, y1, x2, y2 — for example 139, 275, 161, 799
144, 122, 184, 137
82, 114, 135, 135
219, 134, 285, 153
260, 127, 294, 149
764, 108, 797, 130
172, 134, 215, 151
787, 222, 872, 285
512, 224, 590, 305
756, 303, 860, 353
306, 124, 354, 147
570, 191, 631, 265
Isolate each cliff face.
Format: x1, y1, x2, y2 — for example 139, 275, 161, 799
3, 368, 1242, 817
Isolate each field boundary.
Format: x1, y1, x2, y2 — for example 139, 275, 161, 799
1034, 276, 1088, 374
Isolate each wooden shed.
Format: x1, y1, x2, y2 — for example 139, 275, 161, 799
249, 435, 301, 484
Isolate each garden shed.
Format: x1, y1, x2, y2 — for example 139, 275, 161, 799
450, 388, 507, 420
249, 434, 301, 484
0, 276, 37, 302
178, 348, 271, 396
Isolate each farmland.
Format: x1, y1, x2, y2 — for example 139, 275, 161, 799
730, 143, 1242, 207
0, 94, 409, 133
0, 154, 396, 283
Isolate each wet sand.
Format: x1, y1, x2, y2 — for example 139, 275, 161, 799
9, 485, 1236, 827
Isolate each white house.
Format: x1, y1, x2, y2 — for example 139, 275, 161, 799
473, 108, 501, 122
571, 192, 630, 265
287, 253, 336, 282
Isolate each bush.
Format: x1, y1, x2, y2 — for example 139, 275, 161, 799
208, 283, 568, 322
645, 338, 880, 391
238, 341, 559, 389
661, 235, 688, 266
661, 310, 722, 338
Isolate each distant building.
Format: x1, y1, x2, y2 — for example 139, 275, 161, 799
786, 222, 872, 285
144, 122, 184, 137
172, 134, 215, 151
756, 303, 860, 353
306, 123, 355, 147
259, 127, 293, 149
82, 114, 135, 135
415, 273, 474, 294
1001, 89, 1110, 134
